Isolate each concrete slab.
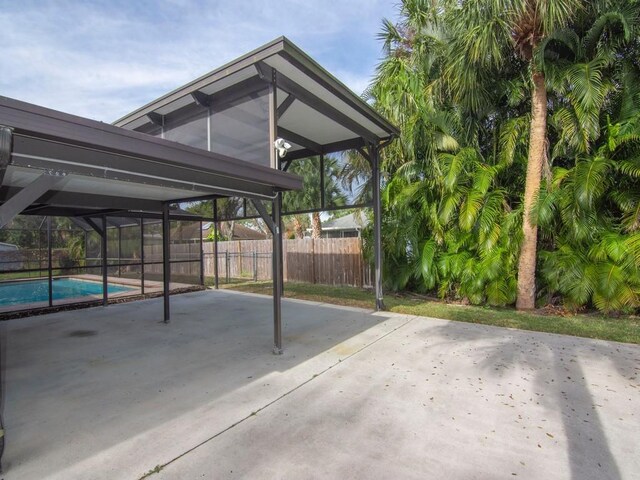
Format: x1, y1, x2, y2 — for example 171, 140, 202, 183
0, 289, 407, 479
1, 290, 638, 479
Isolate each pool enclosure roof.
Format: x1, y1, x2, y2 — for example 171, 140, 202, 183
0, 95, 302, 222
114, 36, 398, 162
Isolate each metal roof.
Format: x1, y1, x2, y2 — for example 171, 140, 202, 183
114, 37, 398, 161
0, 96, 302, 222
322, 212, 369, 231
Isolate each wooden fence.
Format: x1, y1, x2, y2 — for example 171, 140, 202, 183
75, 238, 370, 287
203, 237, 372, 287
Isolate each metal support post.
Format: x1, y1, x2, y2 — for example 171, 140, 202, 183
117, 225, 122, 278
162, 203, 170, 323
199, 220, 205, 286
277, 194, 284, 294
47, 216, 53, 307
268, 71, 283, 354
101, 216, 108, 306
140, 216, 145, 295
38, 225, 43, 277
253, 251, 258, 281
371, 143, 385, 310
225, 251, 230, 282
213, 199, 219, 289
272, 195, 283, 354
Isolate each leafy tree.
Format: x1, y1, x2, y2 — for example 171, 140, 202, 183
533, 3, 640, 312
442, 0, 582, 309
283, 155, 347, 238
368, 0, 640, 313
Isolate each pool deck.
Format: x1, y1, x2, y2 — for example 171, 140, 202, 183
0, 290, 638, 479
0, 275, 194, 314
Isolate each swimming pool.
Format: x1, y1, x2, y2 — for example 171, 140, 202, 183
0, 278, 134, 307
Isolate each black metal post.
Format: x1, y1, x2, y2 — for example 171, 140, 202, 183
162, 203, 170, 323
213, 199, 219, 289
47, 216, 53, 307
371, 144, 384, 310
140, 216, 145, 295
38, 224, 43, 278
253, 251, 258, 282
199, 220, 205, 286
117, 225, 122, 278
101, 216, 108, 306
278, 196, 284, 295
268, 70, 283, 354
272, 196, 283, 354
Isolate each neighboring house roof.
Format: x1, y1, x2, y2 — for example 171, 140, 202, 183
0, 242, 19, 251
231, 224, 268, 240
321, 213, 369, 231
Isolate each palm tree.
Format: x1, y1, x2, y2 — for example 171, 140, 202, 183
282, 155, 347, 238
370, 0, 639, 313
443, 0, 583, 309
368, 1, 523, 304
533, 3, 640, 312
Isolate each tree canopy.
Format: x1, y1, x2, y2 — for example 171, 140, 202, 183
370, 0, 640, 313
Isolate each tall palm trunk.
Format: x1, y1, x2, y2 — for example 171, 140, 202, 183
292, 216, 304, 239
311, 212, 322, 238
516, 71, 547, 310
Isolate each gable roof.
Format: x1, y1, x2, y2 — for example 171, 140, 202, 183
114, 37, 397, 162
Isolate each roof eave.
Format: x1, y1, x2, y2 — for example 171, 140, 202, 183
113, 37, 287, 128
112, 36, 399, 139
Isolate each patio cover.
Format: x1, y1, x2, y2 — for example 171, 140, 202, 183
112, 36, 398, 319
0, 95, 302, 223
114, 36, 398, 164
0, 37, 399, 471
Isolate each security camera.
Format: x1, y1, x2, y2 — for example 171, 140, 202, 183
274, 138, 292, 158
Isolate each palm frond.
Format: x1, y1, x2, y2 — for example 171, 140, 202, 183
583, 8, 637, 56
572, 155, 611, 209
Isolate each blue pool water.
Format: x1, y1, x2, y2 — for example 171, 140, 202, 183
0, 278, 134, 307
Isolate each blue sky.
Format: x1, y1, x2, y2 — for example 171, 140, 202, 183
0, 0, 398, 122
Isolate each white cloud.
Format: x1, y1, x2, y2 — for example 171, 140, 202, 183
0, 0, 397, 121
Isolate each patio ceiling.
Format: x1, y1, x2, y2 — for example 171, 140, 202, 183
114, 37, 398, 163
0, 96, 302, 224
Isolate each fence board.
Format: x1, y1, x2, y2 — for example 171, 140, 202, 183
202, 237, 371, 287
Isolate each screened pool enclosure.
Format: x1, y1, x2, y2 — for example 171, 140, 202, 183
0, 214, 205, 313
0, 37, 397, 348
0, 37, 397, 468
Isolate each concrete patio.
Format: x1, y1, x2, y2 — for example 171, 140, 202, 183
0, 290, 638, 479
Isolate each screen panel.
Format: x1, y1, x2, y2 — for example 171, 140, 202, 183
163, 105, 208, 150
210, 91, 269, 166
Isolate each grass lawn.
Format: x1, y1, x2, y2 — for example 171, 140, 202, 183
0, 270, 51, 281
213, 279, 640, 345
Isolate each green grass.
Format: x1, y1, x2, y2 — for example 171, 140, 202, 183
0, 270, 54, 281
216, 280, 640, 345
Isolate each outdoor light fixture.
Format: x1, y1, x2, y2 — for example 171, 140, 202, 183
274, 138, 292, 158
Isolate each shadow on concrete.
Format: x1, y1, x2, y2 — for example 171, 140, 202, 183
0, 289, 394, 479
424, 320, 638, 480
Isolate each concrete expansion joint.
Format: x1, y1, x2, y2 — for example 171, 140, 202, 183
139, 314, 416, 479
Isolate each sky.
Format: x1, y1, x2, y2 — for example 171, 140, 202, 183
0, 0, 398, 122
